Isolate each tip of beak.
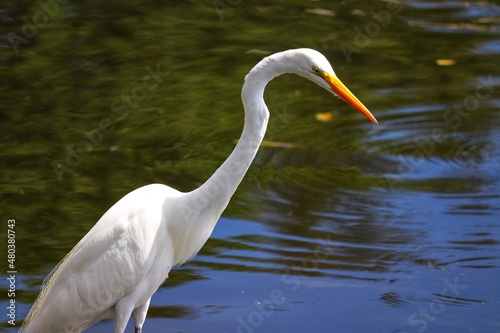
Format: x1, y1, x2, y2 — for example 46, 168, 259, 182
363, 109, 379, 124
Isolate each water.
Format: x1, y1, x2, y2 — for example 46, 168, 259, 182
1, 0, 500, 332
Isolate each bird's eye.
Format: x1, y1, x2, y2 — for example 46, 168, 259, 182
312, 66, 321, 75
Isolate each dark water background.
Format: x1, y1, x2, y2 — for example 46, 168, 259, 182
1, 1, 500, 332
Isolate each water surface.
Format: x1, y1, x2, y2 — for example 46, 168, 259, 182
1, 1, 500, 332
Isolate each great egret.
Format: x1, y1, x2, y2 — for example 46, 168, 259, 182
20, 48, 377, 333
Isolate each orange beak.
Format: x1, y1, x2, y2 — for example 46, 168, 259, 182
322, 71, 378, 124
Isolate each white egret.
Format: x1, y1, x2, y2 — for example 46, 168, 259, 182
20, 48, 377, 333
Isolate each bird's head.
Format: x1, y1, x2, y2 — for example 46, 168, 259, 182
284, 48, 378, 124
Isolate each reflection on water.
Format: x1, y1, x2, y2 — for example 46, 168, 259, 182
1, 0, 500, 332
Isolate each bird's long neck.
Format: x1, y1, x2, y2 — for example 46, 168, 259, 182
170, 52, 295, 265
187, 53, 289, 223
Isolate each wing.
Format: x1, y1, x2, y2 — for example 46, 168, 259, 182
21, 184, 183, 332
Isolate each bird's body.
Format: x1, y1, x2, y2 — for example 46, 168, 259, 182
21, 49, 377, 333
23, 185, 180, 332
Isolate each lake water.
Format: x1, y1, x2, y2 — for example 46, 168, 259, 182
1, 1, 500, 332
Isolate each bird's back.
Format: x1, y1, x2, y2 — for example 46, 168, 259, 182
20, 184, 183, 332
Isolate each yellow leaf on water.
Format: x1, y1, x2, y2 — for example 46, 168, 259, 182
436, 59, 456, 66
315, 111, 334, 122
